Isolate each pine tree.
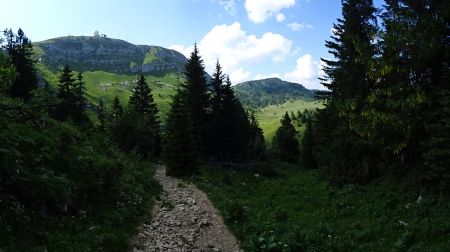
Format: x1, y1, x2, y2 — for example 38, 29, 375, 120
111, 95, 123, 120
315, 0, 379, 182
273, 112, 299, 162
2, 28, 37, 101
164, 89, 198, 176
56, 64, 76, 121
124, 73, 161, 157
129, 74, 157, 116
208, 62, 225, 158
73, 73, 87, 124
97, 98, 107, 132
301, 119, 317, 169
183, 44, 210, 157
247, 111, 266, 160
0, 51, 15, 96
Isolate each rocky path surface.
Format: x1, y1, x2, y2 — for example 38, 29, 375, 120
132, 165, 240, 252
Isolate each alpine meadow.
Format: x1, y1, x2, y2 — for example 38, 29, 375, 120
1, 0, 449, 251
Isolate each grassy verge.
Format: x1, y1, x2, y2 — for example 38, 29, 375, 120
194, 163, 450, 251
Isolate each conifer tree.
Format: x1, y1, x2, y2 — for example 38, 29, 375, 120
122, 73, 161, 157
273, 112, 299, 162
111, 95, 123, 120
164, 89, 198, 176
0, 51, 15, 96
301, 119, 317, 169
315, 0, 378, 181
97, 98, 107, 132
129, 74, 157, 116
183, 44, 210, 156
247, 111, 266, 160
73, 73, 87, 124
56, 64, 76, 120
2, 28, 37, 101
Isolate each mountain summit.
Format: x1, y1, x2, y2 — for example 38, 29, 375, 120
34, 36, 187, 74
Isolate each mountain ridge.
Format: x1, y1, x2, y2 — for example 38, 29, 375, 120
34, 35, 187, 74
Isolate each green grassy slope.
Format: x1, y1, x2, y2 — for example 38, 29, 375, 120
254, 99, 323, 143
36, 63, 181, 118
195, 164, 450, 251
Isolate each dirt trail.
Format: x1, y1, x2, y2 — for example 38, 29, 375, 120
132, 165, 240, 252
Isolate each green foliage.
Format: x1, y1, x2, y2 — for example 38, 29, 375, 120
110, 107, 160, 158
313, 0, 450, 191
234, 78, 315, 109
182, 44, 210, 156
272, 112, 299, 162
111, 95, 123, 120
2, 28, 38, 101
0, 109, 160, 251
195, 164, 450, 251
301, 119, 316, 169
56, 65, 89, 124
164, 89, 198, 176
117, 73, 161, 157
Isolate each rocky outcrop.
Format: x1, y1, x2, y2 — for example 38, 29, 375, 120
34, 36, 187, 74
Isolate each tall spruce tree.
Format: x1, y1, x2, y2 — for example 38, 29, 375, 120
301, 118, 317, 169
315, 0, 378, 182
122, 73, 161, 157
111, 95, 123, 121
56, 64, 76, 121
97, 98, 107, 132
273, 112, 299, 162
183, 44, 210, 157
129, 74, 158, 116
247, 111, 266, 161
73, 73, 87, 124
2, 28, 37, 101
164, 89, 198, 176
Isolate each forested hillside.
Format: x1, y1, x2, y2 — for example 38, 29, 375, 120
234, 77, 315, 109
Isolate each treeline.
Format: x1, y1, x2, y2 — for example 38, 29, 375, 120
309, 0, 449, 193
164, 46, 266, 176
0, 29, 160, 250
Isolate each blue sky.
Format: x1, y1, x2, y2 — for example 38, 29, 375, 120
1, 0, 384, 89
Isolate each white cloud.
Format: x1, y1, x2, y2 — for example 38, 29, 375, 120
276, 13, 286, 22
284, 54, 325, 90
216, 0, 237, 15
230, 68, 251, 83
287, 22, 313, 31
245, 0, 295, 23
168, 44, 192, 57
169, 22, 292, 84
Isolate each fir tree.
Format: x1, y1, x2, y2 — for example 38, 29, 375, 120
316, 0, 379, 182
123, 73, 161, 157
73, 73, 87, 124
2, 28, 37, 101
97, 98, 107, 132
247, 111, 266, 160
56, 64, 76, 121
273, 112, 299, 162
301, 119, 317, 169
183, 44, 210, 156
129, 74, 157, 116
164, 89, 198, 176
111, 95, 123, 120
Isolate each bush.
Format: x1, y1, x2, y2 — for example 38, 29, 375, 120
0, 114, 161, 251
